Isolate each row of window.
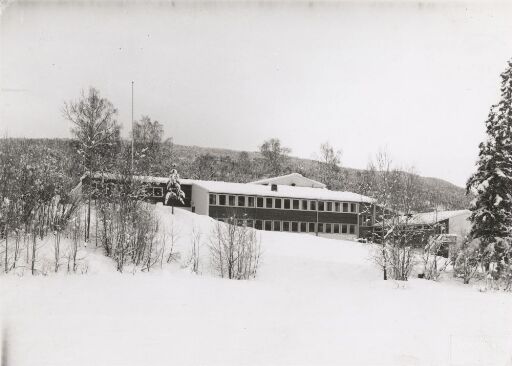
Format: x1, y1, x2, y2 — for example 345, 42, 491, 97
216, 218, 357, 235
209, 194, 358, 213
90, 181, 164, 198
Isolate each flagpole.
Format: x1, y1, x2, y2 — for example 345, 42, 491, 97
131, 81, 134, 171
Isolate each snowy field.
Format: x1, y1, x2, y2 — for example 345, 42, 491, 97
1, 207, 512, 366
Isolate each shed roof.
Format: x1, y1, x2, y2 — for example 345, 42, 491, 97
249, 173, 327, 189
407, 210, 470, 225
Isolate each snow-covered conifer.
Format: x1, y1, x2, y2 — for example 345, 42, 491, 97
467, 59, 512, 272
165, 169, 185, 214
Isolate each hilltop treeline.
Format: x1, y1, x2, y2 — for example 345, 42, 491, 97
0, 136, 471, 212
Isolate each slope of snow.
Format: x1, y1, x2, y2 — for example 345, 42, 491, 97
1, 206, 512, 366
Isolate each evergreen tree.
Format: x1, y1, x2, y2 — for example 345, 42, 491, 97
467, 59, 512, 271
165, 169, 185, 214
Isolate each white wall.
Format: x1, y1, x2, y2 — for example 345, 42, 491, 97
191, 184, 210, 215
448, 212, 472, 238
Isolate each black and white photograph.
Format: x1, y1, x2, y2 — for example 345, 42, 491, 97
1, 1, 512, 365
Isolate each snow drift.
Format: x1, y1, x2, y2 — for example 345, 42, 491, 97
1, 205, 512, 366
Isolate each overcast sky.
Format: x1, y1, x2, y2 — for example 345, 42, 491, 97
2, 1, 512, 187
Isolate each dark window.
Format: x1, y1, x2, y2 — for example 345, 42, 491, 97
257, 197, 264, 208
246, 220, 254, 228
349, 225, 355, 234
209, 194, 217, 205
334, 202, 340, 212
333, 224, 340, 233
291, 222, 299, 232
292, 200, 299, 210
351, 203, 357, 213
318, 201, 325, 211
229, 195, 236, 206
284, 199, 290, 209
283, 222, 290, 231
360, 215, 367, 226
274, 198, 282, 209
237, 219, 244, 226
266, 198, 273, 208
219, 195, 227, 206
300, 222, 307, 233
310, 201, 317, 211
318, 223, 324, 233
273, 221, 281, 231
248, 196, 255, 207
343, 203, 349, 212
326, 223, 332, 233
308, 222, 316, 233
327, 202, 333, 212
255, 220, 263, 230
341, 224, 347, 234
264, 221, 272, 231
302, 200, 308, 210
237, 196, 245, 207
154, 187, 164, 197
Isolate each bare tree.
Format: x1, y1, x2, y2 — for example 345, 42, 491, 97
63, 87, 121, 242
317, 141, 343, 189
259, 138, 291, 176
187, 225, 202, 274
366, 150, 395, 280
366, 151, 425, 281
209, 217, 261, 280
132, 116, 165, 175
67, 214, 82, 273
165, 218, 181, 263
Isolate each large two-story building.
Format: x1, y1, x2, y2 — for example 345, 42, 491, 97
84, 172, 377, 240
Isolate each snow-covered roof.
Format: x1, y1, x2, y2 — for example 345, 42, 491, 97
249, 173, 327, 189
87, 172, 374, 203
407, 210, 470, 225
191, 180, 374, 203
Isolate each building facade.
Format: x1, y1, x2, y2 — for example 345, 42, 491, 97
84, 172, 377, 240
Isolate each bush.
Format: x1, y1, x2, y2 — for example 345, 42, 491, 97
421, 235, 451, 281
94, 176, 160, 272
208, 218, 261, 280
453, 238, 481, 285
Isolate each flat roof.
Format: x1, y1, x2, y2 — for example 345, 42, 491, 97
88, 173, 375, 203
191, 180, 375, 203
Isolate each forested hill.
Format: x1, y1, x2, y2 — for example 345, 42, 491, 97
0, 138, 471, 211
172, 144, 471, 210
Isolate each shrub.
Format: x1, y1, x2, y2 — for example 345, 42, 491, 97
209, 218, 261, 280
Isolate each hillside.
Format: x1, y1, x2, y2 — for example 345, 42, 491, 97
1, 206, 511, 366
0, 138, 471, 210
172, 143, 472, 210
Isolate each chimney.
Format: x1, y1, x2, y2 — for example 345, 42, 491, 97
271, 184, 278, 192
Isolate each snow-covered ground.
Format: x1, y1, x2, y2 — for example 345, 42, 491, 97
1, 206, 512, 366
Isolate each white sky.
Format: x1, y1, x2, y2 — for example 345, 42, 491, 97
2, 1, 512, 187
